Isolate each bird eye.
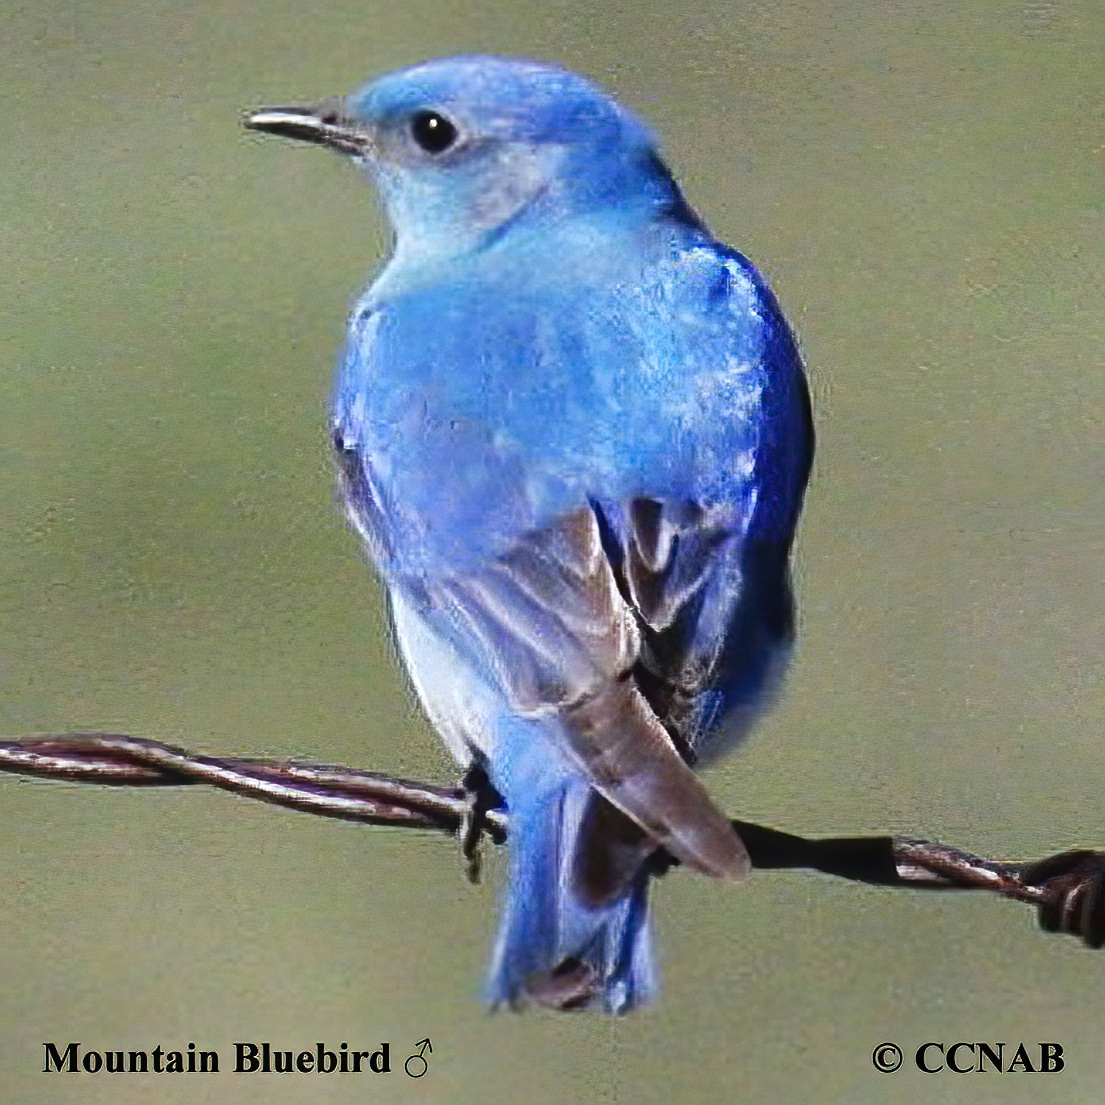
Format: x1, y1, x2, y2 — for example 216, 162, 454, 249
409, 110, 458, 154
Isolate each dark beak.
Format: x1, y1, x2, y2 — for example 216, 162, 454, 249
243, 97, 371, 156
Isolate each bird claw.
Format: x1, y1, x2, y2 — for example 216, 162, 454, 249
459, 762, 498, 885
1019, 850, 1105, 948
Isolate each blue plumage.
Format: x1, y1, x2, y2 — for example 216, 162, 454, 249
248, 55, 812, 1013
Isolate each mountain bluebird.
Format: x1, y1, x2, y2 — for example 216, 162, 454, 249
246, 56, 812, 1013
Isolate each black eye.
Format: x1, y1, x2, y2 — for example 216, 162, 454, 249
410, 110, 458, 154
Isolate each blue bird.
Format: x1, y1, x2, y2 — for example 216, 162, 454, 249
246, 56, 812, 1013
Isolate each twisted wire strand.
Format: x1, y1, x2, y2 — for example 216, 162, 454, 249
2, 732, 1101, 946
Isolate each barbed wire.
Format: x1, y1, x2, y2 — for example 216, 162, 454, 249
2, 732, 1103, 948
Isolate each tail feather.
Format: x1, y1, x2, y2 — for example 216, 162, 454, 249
485, 731, 656, 1014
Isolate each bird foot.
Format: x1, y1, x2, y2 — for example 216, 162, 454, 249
459, 762, 499, 884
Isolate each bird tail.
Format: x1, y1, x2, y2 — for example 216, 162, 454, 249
485, 744, 656, 1014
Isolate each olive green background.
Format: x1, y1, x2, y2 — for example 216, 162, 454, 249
2, 0, 1102, 1101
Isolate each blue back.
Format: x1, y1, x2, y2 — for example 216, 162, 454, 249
333, 221, 810, 585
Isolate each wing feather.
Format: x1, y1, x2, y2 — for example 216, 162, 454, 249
429, 506, 749, 887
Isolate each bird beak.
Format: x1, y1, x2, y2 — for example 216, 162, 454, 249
243, 97, 372, 156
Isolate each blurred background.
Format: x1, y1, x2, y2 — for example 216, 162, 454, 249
2, 0, 1102, 1101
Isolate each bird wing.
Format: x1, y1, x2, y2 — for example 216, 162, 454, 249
430, 504, 750, 888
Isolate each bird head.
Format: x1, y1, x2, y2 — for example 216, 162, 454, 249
245, 56, 679, 260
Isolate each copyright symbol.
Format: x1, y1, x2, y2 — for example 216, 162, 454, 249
872, 1042, 903, 1073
